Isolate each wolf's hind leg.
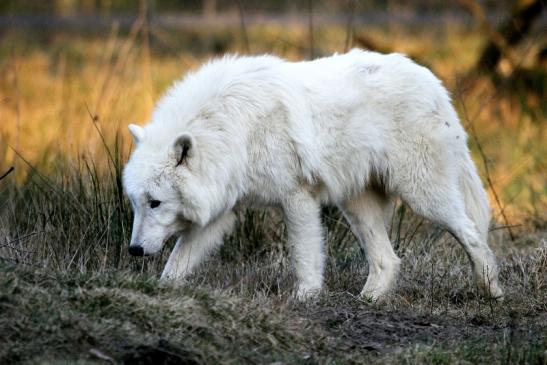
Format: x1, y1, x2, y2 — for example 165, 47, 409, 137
342, 189, 401, 301
161, 211, 236, 281
401, 185, 503, 300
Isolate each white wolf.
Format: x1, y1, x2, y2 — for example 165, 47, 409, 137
123, 49, 503, 301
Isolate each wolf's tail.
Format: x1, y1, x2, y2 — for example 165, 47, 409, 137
459, 152, 491, 241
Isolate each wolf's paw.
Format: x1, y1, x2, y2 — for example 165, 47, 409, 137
359, 288, 387, 303
295, 284, 321, 301
160, 268, 190, 283
481, 282, 505, 302
360, 278, 395, 303
475, 273, 504, 302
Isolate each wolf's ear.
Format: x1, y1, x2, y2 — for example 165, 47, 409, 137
174, 133, 195, 167
128, 124, 146, 145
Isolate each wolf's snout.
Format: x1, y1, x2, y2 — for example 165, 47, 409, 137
128, 245, 144, 256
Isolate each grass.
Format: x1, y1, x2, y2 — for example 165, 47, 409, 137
0, 18, 546, 364
1, 225, 545, 363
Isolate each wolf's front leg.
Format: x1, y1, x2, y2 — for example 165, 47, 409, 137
283, 190, 325, 299
161, 211, 236, 281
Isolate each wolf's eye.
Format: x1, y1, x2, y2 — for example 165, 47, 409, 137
149, 200, 161, 209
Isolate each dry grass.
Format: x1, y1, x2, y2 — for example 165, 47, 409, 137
1, 206, 545, 363
0, 20, 546, 364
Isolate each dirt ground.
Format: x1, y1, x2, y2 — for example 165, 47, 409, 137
113, 300, 547, 364
306, 304, 545, 354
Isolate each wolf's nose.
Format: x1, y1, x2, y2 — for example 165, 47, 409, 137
128, 245, 144, 256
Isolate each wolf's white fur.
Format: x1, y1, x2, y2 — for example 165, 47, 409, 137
123, 49, 503, 300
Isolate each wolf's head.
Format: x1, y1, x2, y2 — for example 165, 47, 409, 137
123, 124, 212, 256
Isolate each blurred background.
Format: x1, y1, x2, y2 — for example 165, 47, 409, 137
0, 0, 545, 226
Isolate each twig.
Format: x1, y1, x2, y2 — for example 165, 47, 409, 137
140, 0, 155, 101
490, 224, 523, 232
405, 217, 425, 247
9, 130, 104, 221
10, 47, 21, 161
394, 204, 406, 251
4, 231, 45, 246
0, 166, 14, 180
140, 0, 154, 46
485, 267, 495, 317
457, 94, 515, 241
344, 0, 356, 52
237, 0, 250, 53
94, 11, 144, 110
84, 102, 116, 170
0, 244, 36, 254
429, 259, 435, 315
308, 0, 315, 59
